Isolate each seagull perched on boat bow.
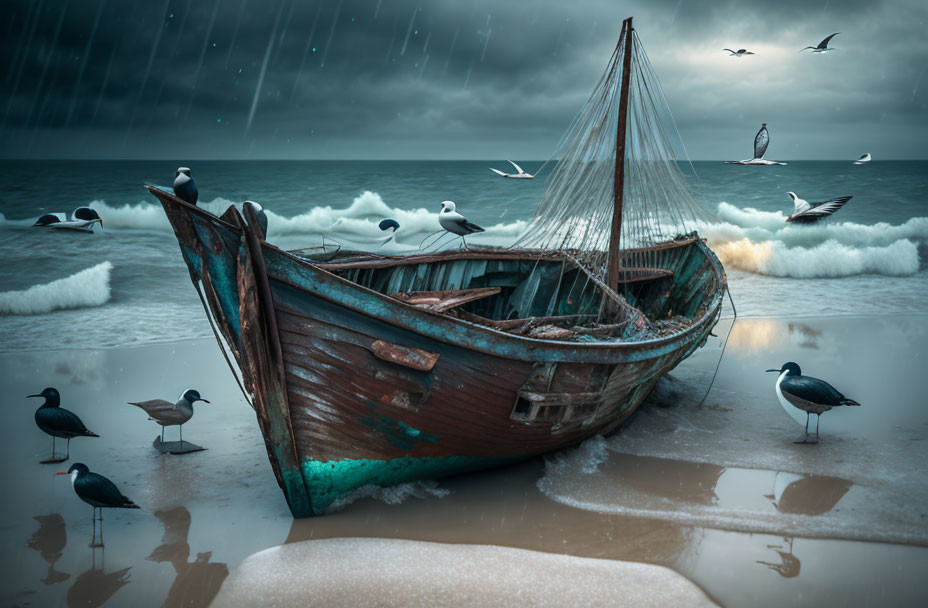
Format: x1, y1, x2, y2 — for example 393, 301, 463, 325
29, 387, 99, 464
57, 463, 139, 547
173, 167, 198, 205
801, 33, 839, 53
765, 362, 860, 443
490, 160, 533, 179
128, 389, 209, 443
723, 48, 755, 57
785, 192, 852, 223
439, 201, 485, 249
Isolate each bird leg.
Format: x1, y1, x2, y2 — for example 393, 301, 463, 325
65, 438, 71, 460
461, 236, 467, 249
90, 508, 104, 548
161, 426, 165, 443
40, 436, 68, 464
793, 413, 812, 444
179, 424, 183, 444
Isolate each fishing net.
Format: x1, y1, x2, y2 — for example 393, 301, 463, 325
514, 26, 714, 276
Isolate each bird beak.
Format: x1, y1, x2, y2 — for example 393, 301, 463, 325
199, 398, 210, 404
55, 472, 68, 476
765, 369, 780, 373
27, 394, 41, 398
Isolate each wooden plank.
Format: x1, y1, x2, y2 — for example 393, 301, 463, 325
370, 339, 440, 372
389, 287, 501, 312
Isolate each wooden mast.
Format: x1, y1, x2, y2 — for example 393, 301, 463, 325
606, 17, 634, 293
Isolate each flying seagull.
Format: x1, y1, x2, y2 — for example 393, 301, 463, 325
785, 192, 852, 223
490, 160, 534, 179
853, 153, 872, 165
801, 33, 839, 53
28, 388, 99, 464
723, 48, 755, 57
725, 123, 787, 165
765, 362, 860, 443
129, 389, 209, 444
439, 201, 485, 249
173, 167, 199, 205
57, 463, 139, 547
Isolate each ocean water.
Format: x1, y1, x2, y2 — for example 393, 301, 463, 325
0, 159, 926, 351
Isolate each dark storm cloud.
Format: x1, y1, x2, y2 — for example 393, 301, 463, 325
1, 0, 926, 159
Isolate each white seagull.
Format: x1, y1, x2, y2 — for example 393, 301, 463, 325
801, 33, 839, 53
785, 192, 853, 223
490, 160, 533, 179
723, 48, 755, 57
725, 123, 787, 166
32, 207, 104, 233
439, 201, 485, 248
853, 153, 872, 165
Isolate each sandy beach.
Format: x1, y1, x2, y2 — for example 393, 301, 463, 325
1, 314, 926, 607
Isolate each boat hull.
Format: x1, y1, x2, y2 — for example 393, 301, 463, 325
149, 186, 725, 516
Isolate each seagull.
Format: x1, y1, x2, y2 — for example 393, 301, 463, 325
56, 463, 139, 547
128, 388, 209, 444
853, 153, 872, 165
785, 192, 853, 223
723, 48, 755, 57
32, 207, 103, 232
765, 362, 860, 443
28, 388, 99, 464
173, 167, 199, 205
490, 160, 534, 179
70, 207, 103, 227
439, 201, 485, 249
725, 123, 787, 165
801, 33, 839, 53
378, 218, 400, 247
243, 201, 268, 236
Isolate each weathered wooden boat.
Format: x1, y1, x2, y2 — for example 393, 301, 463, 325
149, 17, 727, 517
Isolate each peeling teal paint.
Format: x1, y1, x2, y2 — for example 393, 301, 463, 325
358, 402, 439, 450
302, 454, 526, 515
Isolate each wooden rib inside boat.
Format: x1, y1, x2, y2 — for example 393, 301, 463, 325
149, 16, 727, 517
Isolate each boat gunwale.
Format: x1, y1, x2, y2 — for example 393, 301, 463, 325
146, 185, 724, 357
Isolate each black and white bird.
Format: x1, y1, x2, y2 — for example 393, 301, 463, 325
32, 207, 103, 233
378, 218, 400, 247
439, 201, 485, 248
173, 167, 199, 205
723, 48, 755, 57
765, 362, 860, 443
801, 33, 840, 53
490, 160, 534, 179
29, 388, 99, 464
725, 123, 786, 165
853, 153, 872, 165
785, 191, 853, 223
57, 463, 139, 547
128, 388, 209, 443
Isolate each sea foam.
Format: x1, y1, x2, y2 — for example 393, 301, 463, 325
0, 262, 113, 315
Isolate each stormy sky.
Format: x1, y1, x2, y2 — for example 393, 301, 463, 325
2, 0, 926, 160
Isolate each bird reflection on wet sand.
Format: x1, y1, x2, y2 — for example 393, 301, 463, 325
26, 514, 70, 585
757, 538, 801, 578
148, 506, 229, 608
65, 549, 131, 608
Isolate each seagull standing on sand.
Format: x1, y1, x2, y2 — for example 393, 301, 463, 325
439, 201, 485, 249
765, 362, 860, 443
29, 388, 99, 464
128, 389, 209, 443
723, 48, 755, 57
173, 167, 198, 205
785, 191, 852, 223
490, 160, 534, 179
853, 153, 872, 165
57, 463, 139, 547
801, 33, 840, 53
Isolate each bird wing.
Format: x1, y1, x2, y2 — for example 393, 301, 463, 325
77, 473, 136, 508
441, 214, 484, 235
754, 125, 769, 159
36, 407, 93, 436
807, 196, 852, 216
781, 375, 848, 406
462, 220, 485, 233
508, 160, 525, 174
819, 33, 839, 48
489, 167, 508, 176
129, 399, 185, 423
723, 49, 736, 54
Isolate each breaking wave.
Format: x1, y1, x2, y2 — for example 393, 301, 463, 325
0, 262, 113, 315
701, 203, 927, 278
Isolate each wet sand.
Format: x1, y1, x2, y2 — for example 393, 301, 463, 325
1, 314, 927, 607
